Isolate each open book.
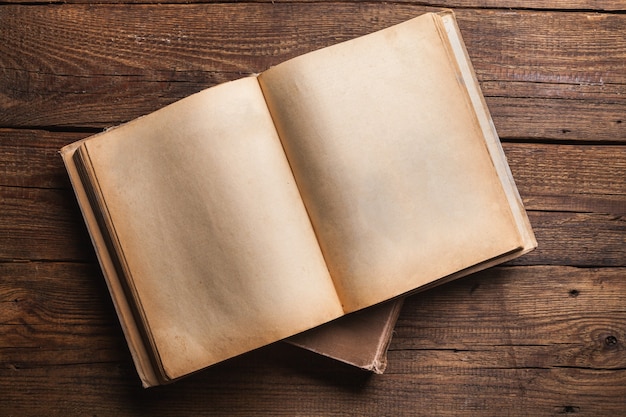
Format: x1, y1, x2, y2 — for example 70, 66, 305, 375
61, 11, 536, 387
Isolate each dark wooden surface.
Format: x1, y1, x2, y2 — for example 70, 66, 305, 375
1, 1, 625, 415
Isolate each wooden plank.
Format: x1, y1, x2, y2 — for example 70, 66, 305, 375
1, 0, 623, 11
2, 264, 625, 415
507, 144, 626, 200
487, 96, 625, 141
1, 5, 624, 141
0, 186, 92, 261
396, 266, 626, 352
1, 360, 624, 416
460, 10, 626, 85
460, 10, 626, 141
504, 143, 626, 215
519, 210, 625, 266
0, 262, 130, 371
424, 0, 624, 10
0, 129, 86, 189
0, 262, 115, 327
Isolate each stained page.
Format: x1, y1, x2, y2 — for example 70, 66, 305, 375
77, 77, 343, 380
259, 13, 523, 312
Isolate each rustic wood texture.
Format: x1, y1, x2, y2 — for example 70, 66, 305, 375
2, 5, 625, 141
1, 1, 625, 415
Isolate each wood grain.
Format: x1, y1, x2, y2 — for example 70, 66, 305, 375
2, 263, 625, 415
1, 5, 624, 141
0, 186, 91, 261
1, 0, 624, 11
2, 1, 625, 415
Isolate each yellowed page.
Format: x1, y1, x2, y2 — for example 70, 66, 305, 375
259, 13, 523, 312
61, 140, 160, 387
78, 77, 343, 381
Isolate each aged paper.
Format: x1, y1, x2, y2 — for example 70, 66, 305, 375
259, 13, 523, 311
77, 77, 343, 380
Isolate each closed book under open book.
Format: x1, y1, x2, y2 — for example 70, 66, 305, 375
61, 11, 536, 387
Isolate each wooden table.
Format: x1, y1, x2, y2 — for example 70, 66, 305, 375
1, 1, 625, 415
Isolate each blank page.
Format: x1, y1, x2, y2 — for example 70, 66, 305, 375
260, 13, 523, 311
79, 77, 343, 380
